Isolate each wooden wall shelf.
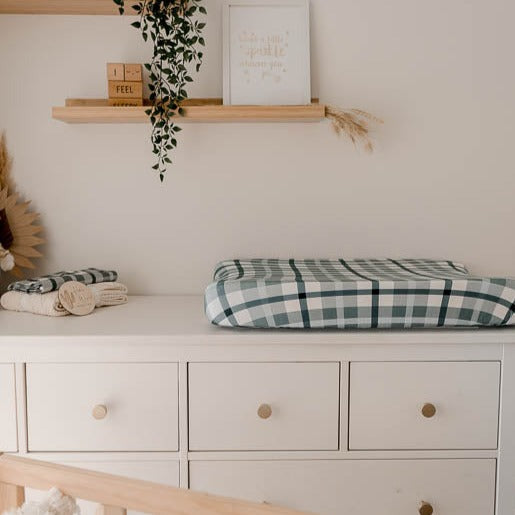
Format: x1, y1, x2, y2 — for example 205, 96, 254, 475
52, 99, 326, 124
0, 0, 137, 15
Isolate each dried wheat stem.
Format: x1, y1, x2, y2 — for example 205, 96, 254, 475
325, 106, 383, 153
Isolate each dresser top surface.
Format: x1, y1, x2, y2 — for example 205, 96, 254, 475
0, 295, 514, 345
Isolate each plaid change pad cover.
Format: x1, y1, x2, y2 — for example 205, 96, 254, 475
8, 268, 118, 294
205, 259, 515, 329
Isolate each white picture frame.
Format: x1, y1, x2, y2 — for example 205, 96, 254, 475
223, 0, 311, 106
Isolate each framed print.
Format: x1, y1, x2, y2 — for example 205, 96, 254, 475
223, 0, 311, 106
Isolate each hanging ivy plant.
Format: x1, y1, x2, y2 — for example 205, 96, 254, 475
114, 0, 206, 181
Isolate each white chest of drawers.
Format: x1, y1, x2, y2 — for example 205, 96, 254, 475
1, 295, 514, 515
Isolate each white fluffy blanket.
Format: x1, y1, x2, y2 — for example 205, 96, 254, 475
4, 488, 80, 515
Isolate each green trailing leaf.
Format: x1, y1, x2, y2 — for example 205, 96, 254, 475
114, 0, 206, 180
113, 0, 124, 14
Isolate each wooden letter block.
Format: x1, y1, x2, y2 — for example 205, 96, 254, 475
108, 98, 144, 106
108, 80, 143, 99
106, 63, 125, 81
124, 64, 142, 81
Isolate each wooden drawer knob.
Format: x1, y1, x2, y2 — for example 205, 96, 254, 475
419, 502, 433, 515
421, 403, 436, 418
92, 404, 108, 420
257, 404, 272, 419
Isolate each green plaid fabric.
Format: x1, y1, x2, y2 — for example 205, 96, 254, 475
8, 268, 118, 294
205, 259, 515, 329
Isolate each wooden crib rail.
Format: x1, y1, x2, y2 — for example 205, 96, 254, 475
0, 454, 309, 515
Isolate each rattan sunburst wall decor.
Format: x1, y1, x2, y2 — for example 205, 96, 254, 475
0, 133, 44, 278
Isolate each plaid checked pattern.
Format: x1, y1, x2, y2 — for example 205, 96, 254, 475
8, 268, 118, 294
205, 259, 515, 329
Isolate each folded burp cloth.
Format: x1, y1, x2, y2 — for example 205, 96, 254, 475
1, 282, 128, 316
89, 282, 129, 307
1, 290, 68, 316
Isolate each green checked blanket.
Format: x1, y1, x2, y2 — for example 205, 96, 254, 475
8, 268, 118, 294
205, 259, 515, 329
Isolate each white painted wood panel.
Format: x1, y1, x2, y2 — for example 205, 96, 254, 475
26, 459, 179, 515
497, 344, 515, 515
0, 363, 17, 452
26, 363, 179, 451
349, 361, 500, 450
190, 459, 496, 515
189, 362, 340, 451
1, 296, 513, 346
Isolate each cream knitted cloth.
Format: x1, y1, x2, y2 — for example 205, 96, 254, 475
0, 282, 128, 317
89, 282, 129, 307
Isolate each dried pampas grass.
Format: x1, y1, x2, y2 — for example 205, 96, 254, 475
325, 106, 383, 153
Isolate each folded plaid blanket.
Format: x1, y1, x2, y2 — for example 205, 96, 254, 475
205, 259, 515, 329
7, 268, 118, 294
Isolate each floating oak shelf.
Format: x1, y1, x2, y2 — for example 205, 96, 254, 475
0, 0, 137, 15
52, 99, 326, 124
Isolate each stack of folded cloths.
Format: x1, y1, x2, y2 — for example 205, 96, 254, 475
0, 268, 128, 317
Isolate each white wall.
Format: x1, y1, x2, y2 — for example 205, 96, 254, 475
0, 0, 514, 294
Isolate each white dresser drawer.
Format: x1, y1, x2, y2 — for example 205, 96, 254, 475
190, 459, 495, 515
349, 361, 500, 450
0, 364, 17, 452
189, 362, 340, 451
26, 363, 179, 451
